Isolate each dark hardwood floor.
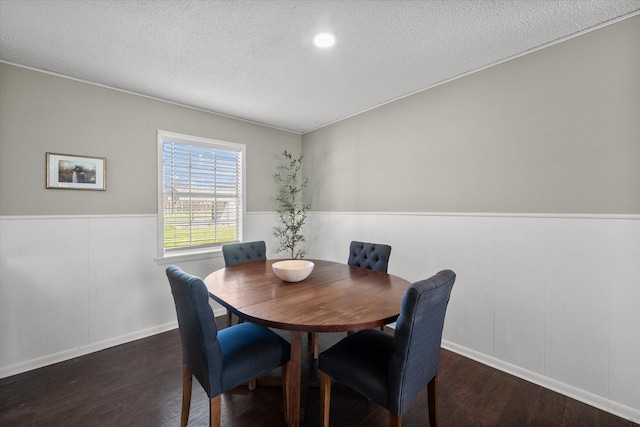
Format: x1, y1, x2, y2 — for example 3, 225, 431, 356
1, 320, 636, 427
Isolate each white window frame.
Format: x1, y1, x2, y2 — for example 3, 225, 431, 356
156, 130, 246, 262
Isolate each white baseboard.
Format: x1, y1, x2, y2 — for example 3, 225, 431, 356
442, 340, 640, 424
0, 321, 178, 379
1, 308, 228, 379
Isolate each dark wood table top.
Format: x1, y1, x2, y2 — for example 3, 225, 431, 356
205, 258, 411, 426
204, 259, 410, 332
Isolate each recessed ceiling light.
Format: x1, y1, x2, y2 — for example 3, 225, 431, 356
313, 31, 336, 48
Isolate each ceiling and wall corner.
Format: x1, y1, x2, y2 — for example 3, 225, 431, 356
1, 0, 638, 134
301, 13, 640, 215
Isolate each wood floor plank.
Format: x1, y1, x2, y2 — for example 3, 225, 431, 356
438, 354, 502, 426
529, 386, 568, 427
494, 374, 541, 427
563, 397, 599, 427
0, 324, 635, 427
597, 408, 633, 427
321, 386, 382, 427
470, 369, 520, 426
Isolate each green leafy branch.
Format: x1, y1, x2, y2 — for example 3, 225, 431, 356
274, 150, 310, 259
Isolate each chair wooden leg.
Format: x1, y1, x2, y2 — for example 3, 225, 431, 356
282, 361, 291, 424
209, 395, 221, 427
181, 364, 192, 427
312, 332, 319, 359
320, 372, 331, 427
389, 412, 402, 427
428, 375, 438, 427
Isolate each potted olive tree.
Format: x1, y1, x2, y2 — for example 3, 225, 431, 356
274, 150, 310, 259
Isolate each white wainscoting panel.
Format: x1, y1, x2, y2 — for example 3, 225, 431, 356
0, 213, 280, 379
306, 212, 640, 422
0, 215, 170, 378
1, 212, 638, 421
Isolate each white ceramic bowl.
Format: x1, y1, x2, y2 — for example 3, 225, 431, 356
272, 260, 315, 282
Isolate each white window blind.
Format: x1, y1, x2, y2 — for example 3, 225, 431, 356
159, 131, 244, 254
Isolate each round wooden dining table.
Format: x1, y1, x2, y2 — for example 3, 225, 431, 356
204, 259, 410, 427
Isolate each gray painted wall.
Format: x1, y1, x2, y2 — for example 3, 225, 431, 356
0, 61, 300, 379
302, 15, 640, 214
300, 16, 640, 420
0, 63, 301, 216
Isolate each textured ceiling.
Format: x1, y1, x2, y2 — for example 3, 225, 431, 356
1, 0, 639, 134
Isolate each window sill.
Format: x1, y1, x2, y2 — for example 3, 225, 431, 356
155, 248, 223, 265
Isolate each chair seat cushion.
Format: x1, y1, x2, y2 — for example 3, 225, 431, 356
318, 329, 393, 408
218, 322, 290, 392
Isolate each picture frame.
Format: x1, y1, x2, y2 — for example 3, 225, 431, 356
46, 152, 106, 190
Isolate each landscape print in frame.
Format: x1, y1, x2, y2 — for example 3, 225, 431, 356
46, 152, 106, 190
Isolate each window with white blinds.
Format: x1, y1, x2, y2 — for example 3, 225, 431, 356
158, 131, 245, 256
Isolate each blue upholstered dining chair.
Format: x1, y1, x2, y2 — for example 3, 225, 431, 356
347, 240, 392, 272
318, 269, 456, 427
221, 240, 267, 326
222, 240, 267, 267
166, 266, 290, 427
311, 240, 393, 359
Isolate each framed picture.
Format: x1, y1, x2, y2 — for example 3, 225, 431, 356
46, 152, 106, 190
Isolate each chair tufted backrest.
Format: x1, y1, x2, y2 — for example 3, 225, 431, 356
166, 266, 224, 397
388, 269, 456, 415
222, 241, 267, 267
347, 241, 392, 273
